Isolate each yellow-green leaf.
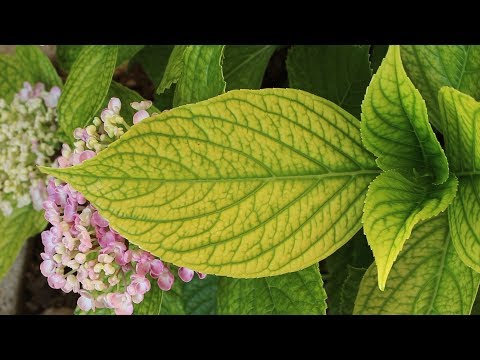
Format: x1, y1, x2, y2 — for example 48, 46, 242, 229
361, 45, 449, 185
364, 170, 458, 290
0, 206, 46, 281
57, 45, 118, 139
0, 54, 34, 102
40, 88, 379, 278
173, 45, 225, 106
16, 45, 62, 88
217, 265, 326, 314
402, 45, 480, 131
438, 87, 480, 272
354, 214, 480, 314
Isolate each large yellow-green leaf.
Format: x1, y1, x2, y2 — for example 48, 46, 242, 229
41, 88, 379, 278
438, 87, 480, 272
57, 45, 118, 139
217, 265, 326, 314
402, 45, 480, 131
173, 45, 225, 107
287, 45, 372, 118
354, 214, 480, 314
0, 206, 46, 281
361, 45, 449, 185
223, 45, 277, 90
16, 45, 62, 88
364, 170, 458, 290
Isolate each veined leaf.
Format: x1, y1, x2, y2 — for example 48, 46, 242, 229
0, 206, 46, 281
57, 45, 118, 139
56, 45, 83, 73
438, 87, 480, 272
0, 54, 34, 102
402, 45, 480, 131
364, 170, 458, 290
361, 45, 449, 185
223, 45, 277, 90
287, 45, 372, 118
173, 45, 225, 106
117, 45, 144, 66
183, 276, 218, 314
157, 45, 188, 94
354, 214, 480, 314
217, 265, 326, 314
133, 45, 174, 87
16, 45, 62, 88
40, 88, 379, 278
325, 231, 373, 314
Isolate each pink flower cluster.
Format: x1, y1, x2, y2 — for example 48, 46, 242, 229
40, 97, 205, 315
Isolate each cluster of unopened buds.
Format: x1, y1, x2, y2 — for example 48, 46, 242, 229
40, 97, 205, 315
0, 82, 61, 216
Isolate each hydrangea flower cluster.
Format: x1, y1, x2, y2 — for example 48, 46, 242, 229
0, 82, 61, 216
40, 97, 205, 315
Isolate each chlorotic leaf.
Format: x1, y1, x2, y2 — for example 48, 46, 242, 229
325, 231, 373, 314
217, 265, 326, 314
361, 45, 449, 185
157, 45, 188, 94
0, 206, 46, 281
40, 88, 379, 278
0, 54, 34, 101
287, 45, 372, 118
402, 45, 480, 131
438, 87, 480, 272
57, 45, 118, 139
133, 45, 174, 87
105, 81, 160, 125
223, 45, 277, 90
173, 45, 225, 106
364, 170, 458, 290
16, 45, 62, 88
354, 214, 480, 314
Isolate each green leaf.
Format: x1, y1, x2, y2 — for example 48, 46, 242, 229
402, 45, 480, 131
0, 206, 46, 281
223, 45, 277, 90
40, 88, 379, 278
133, 45, 174, 87
361, 45, 449, 185
325, 231, 373, 314
105, 81, 160, 125
354, 214, 480, 314
438, 87, 480, 272
57, 45, 118, 139
117, 45, 144, 66
15, 46, 62, 88
157, 45, 188, 94
173, 45, 225, 106
364, 170, 458, 290
56, 45, 83, 73
287, 45, 372, 118
183, 276, 218, 314
154, 85, 175, 111
217, 265, 326, 314
369, 45, 388, 74
0, 54, 34, 101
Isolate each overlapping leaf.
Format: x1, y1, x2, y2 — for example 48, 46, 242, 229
41, 88, 379, 278
16, 45, 62, 88
355, 214, 480, 314
0, 54, 34, 101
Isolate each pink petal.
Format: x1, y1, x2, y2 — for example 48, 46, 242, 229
157, 268, 174, 291
133, 110, 149, 124
47, 274, 66, 289
149, 259, 164, 278
178, 267, 194, 283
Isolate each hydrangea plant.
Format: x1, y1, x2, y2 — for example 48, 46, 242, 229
2, 44, 480, 315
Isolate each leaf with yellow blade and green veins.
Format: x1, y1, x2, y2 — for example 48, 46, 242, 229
40, 88, 379, 278
217, 264, 326, 314
0, 206, 46, 281
361, 45, 449, 185
354, 214, 480, 314
438, 87, 480, 273
363, 170, 458, 290
402, 45, 480, 131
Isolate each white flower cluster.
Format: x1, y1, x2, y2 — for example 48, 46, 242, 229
0, 82, 61, 216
